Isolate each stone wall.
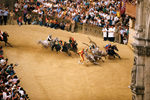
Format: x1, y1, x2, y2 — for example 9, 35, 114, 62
130, 0, 150, 100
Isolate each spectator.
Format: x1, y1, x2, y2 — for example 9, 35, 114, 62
53, 19, 59, 29
38, 16, 43, 26
0, 7, 4, 25
9, 10, 15, 25
102, 25, 108, 41
26, 13, 32, 24
0, 46, 29, 100
108, 25, 115, 42
45, 16, 49, 27
114, 25, 120, 43
59, 21, 65, 30
32, 17, 38, 25
23, 8, 27, 25
65, 22, 70, 31
120, 27, 125, 44
17, 16, 23, 26
3, 8, 9, 25
71, 19, 75, 33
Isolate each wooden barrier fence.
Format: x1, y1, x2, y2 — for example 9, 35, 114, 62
75, 23, 103, 37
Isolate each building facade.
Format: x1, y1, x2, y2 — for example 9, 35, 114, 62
130, 0, 150, 100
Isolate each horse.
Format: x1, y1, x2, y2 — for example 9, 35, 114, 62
51, 43, 61, 52
38, 34, 54, 48
0, 32, 13, 47
66, 41, 78, 54
50, 38, 61, 52
38, 40, 50, 48
84, 49, 99, 65
107, 45, 121, 59
62, 42, 71, 56
91, 47, 107, 59
51, 40, 71, 56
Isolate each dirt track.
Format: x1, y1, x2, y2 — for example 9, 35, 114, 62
0, 25, 133, 100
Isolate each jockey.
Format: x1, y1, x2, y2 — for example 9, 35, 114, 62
58, 40, 64, 47
69, 37, 75, 47
78, 48, 84, 64
47, 34, 52, 41
0, 30, 4, 40
104, 43, 111, 52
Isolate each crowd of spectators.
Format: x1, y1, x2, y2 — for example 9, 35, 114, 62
0, 0, 131, 44
0, 46, 29, 100
0, 7, 9, 25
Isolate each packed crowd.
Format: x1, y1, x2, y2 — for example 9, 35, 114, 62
102, 21, 129, 44
0, 7, 9, 25
0, 46, 29, 100
0, 0, 131, 44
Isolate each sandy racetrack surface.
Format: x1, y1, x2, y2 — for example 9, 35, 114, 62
0, 25, 133, 100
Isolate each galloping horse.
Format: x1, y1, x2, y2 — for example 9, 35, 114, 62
82, 42, 107, 60
66, 41, 78, 54
0, 32, 12, 47
38, 40, 50, 48
107, 45, 121, 59
84, 49, 99, 65
91, 48, 107, 59
38, 34, 53, 48
62, 42, 71, 56
51, 40, 71, 56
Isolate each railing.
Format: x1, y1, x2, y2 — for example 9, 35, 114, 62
75, 23, 103, 37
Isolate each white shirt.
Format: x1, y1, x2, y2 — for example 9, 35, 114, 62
102, 28, 107, 37
0, 59, 6, 66
19, 90, 24, 96
114, 16, 119, 22
120, 29, 124, 36
108, 27, 114, 37
0, 9, 4, 16
3, 92, 7, 100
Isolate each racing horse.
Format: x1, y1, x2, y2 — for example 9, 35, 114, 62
38, 34, 53, 48
84, 49, 100, 65
62, 42, 71, 56
66, 41, 78, 54
91, 48, 107, 59
51, 40, 71, 56
82, 42, 107, 60
38, 40, 50, 48
107, 45, 121, 59
0, 32, 13, 47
